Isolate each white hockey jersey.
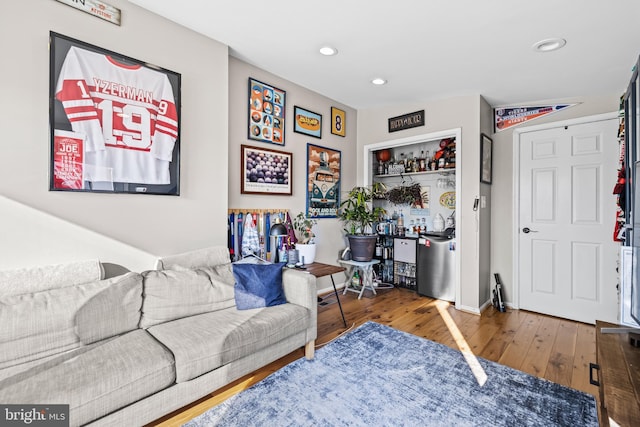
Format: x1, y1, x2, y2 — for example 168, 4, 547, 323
56, 46, 178, 185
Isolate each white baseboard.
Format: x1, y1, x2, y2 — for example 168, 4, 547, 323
318, 281, 346, 296
479, 299, 493, 313
457, 304, 481, 315
482, 298, 514, 312
319, 286, 507, 318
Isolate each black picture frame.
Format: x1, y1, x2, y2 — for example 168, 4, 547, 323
294, 106, 322, 139
49, 32, 181, 195
248, 78, 285, 146
388, 110, 425, 133
480, 133, 493, 184
331, 107, 346, 137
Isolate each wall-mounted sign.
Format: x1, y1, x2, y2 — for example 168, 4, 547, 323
388, 110, 425, 133
55, 0, 121, 26
494, 104, 579, 132
331, 107, 346, 137
294, 106, 322, 139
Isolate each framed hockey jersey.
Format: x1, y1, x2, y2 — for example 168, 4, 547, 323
49, 32, 181, 195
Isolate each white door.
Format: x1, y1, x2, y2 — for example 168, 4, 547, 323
518, 119, 619, 324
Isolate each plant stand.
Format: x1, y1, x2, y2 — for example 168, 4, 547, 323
339, 259, 380, 299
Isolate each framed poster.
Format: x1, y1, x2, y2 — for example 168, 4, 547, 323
49, 32, 181, 195
480, 133, 493, 184
294, 106, 322, 139
241, 145, 292, 195
306, 143, 341, 218
331, 107, 346, 137
248, 78, 285, 146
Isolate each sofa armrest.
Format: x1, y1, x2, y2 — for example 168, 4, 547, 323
281, 268, 317, 345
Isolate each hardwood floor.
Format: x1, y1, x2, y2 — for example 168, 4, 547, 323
148, 287, 599, 426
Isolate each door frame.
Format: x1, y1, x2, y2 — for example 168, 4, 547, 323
511, 112, 619, 310
363, 128, 462, 310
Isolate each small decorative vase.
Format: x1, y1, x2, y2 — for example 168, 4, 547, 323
295, 243, 316, 265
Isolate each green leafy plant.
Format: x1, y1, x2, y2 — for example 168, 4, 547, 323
385, 182, 428, 208
338, 186, 385, 235
293, 212, 317, 244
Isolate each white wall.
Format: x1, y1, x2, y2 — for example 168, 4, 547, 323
490, 95, 620, 304
357, 95, 484, 311
0, 196, 155, 272
479, 97, 493, 306
228, 57, 357, 291
0, 0, 230, 268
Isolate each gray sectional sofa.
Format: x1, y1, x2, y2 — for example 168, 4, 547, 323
0, 247, 317, 426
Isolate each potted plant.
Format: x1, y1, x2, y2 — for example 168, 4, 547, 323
385, 182, 428, 208
293, 212, 318, 264
338, 185, 385, 261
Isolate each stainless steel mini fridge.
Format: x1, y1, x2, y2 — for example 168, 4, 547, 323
417, 232, 455, 301
393, 237, 417, 290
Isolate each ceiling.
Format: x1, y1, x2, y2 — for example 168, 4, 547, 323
128, 0, 640, 110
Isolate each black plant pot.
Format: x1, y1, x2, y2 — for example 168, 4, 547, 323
347, 235, 378, 262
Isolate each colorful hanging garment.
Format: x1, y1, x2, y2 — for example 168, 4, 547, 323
228, 212, 235, 260
241, 213, 260, 257
284, 211, 297, 249
237, 212, 244, 256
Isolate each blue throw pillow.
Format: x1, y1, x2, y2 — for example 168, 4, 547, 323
232, 262, 287, 310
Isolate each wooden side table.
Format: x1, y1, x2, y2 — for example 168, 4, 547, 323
302, 262, 347, 327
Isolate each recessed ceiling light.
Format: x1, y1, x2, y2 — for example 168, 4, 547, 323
319, 46, 338, 56
532, 38, 566, 52
371, 78, 387, 85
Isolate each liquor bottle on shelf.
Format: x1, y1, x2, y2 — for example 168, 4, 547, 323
438, 149, 447, 169
446, 141, 456, 168
419, 151, 427, 171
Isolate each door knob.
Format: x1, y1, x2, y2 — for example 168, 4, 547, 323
522, 227, 538, 234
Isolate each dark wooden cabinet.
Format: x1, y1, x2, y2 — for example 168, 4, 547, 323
594, 321, 640, 426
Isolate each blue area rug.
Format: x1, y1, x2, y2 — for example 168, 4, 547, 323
184, 321, 598, 426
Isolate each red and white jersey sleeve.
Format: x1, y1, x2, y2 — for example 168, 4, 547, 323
55, 46, 179, 185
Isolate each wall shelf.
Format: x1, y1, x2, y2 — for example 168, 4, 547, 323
375, 169, 455, 179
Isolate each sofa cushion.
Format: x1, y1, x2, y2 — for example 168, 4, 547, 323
75, 273, 144, 344
233, 262, 287, 310
0, 259, 103, 297
147, 304, 309, 383
141, 267, 236, 328
154, 246, 231, 270
0, 329, 175, 427
0, 272, 142, 370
